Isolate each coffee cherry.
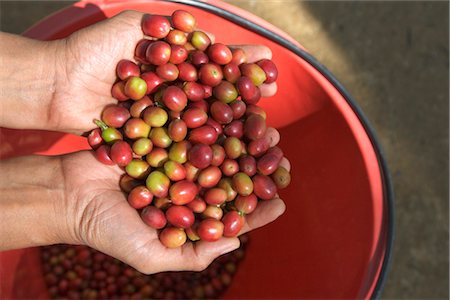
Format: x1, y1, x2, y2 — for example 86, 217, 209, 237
190, 31, 211, 51
156, 63, 179, 81
164, 160, 186, 181
232, 172, 253, 196
202, 205, 223, 220
88, 128, 103, 150
182, 108, 208, 128
257, 146, 283, 175
124, 77, 147, 100
168, 119, 188, 142
110, 141, 133, 167
172, 10, 196, 33
240, 63, 267, 86
223, 137, 242, 159
166, 205, 195, 228
222, 211, 244, 237
168, 140, 190, 164
146, 147, 169, 167
140, 72, 163, 94
224, 120, 244, 139
210, 101, 233, 124
169, 180, 198, 205
189, 125, 218, 145
207, 43, 232, 65
223, 63, 241, 83
190, 50, 209, 66
95, 145, 114, 165
271, 166, 291, 189
184, 162, 200, 182
188, 144, 213, 169
135, 39, 152, 63
244, 114, 266, 141
130, 96, 153, 118
125, 159, 150, 179
116, 60, 140, 80
239, 155, 256, 176
143, 106, 168, 127
160, 227, 187, 248
177, 62, 198, 82
252, 174, 277, 200
256, 59, 278, 83
123, 118, 151, 139
142, 14, 171, 38
210, 144, 225, 166
235, 194, 258, 214
229, 100, 246, 119
102, 105, 130, 128
146, 41, 171, 65
204, 188, 227, 205
213, 81, 238, 103
197, 166, 221, 188
146, 170, 170, 198
198, 63, 223, 87
128, 186, 153, 209
230, 48, 247, 65
197, 219, 224, 242
166, 29, 187, 46
169, 44, 188, 64
183, 81, 205, 101
162, 86, 187, 112
111, 81, 129, 101
236, 76, 259, 104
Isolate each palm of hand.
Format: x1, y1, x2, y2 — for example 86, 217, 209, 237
60, 151, 163, 272
60, 150, 285, 274
52, 11, 144, 134
61, 151, 237, 274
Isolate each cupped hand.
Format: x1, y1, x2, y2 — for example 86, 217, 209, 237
49, 11, 277, 134
58, 126, 286, 274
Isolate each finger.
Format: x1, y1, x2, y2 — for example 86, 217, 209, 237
280, 157, 291, 172
259, 82, 277, 97
150, 237, 240, 273
265, 127, 280, 147
112, 10, 146, 39
239, 198, 286, 235
229, 45, 272, 63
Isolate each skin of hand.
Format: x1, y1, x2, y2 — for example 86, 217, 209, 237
58, 142, 287, 274
0, 11, 286, 274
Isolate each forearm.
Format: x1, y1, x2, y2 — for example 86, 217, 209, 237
0, 32, 63, 130
0, 155, 70, 250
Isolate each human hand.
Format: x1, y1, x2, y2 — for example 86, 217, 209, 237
49, 11, 277, 134
57, 128, 286, 274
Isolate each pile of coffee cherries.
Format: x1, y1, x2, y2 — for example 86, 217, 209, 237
41, 235, 249, 299
89, 10, 291, 248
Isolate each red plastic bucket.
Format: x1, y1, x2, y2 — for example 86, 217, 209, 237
0, 0, 394, 299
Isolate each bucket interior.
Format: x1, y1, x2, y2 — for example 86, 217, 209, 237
0, 1, 387, 299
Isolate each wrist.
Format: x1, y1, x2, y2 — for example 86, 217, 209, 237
0, 33, 65, 131
0, 155, 75, 250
